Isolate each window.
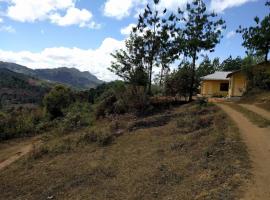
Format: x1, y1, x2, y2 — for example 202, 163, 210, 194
220, 83, 229, 91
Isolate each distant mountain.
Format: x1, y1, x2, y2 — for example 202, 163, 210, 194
0, 61, 103, 89
0, 61, 36, 76
0, 68, 51, 107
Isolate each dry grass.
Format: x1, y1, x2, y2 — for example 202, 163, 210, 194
239, 90, 270, 112
226, 103, 270, 128
0, 103, 250, 200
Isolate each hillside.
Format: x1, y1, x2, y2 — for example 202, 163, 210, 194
0, 68, 50, 107
0, 61, 103, 89
35, 67, 103, 89
0, 103, 250, 199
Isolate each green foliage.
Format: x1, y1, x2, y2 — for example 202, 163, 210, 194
0, 68, 50, 107
110, 0, 177, 94
94, 84, 149, 118
241, 58, 270, 91
110, 35, 148, 87
0, 107, 44, 141
251, 68, 270, 90
110, 0, 225, 100
237, 1, 270, 62
43, 85, 74, 119
220, 56, 243, 71
165, 62, 194, 100
196, 55, 219, 78
61, 102, 94, 132
175, 0, 226, 101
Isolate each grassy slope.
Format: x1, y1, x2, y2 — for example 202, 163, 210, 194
239, 90, 270, 112
0, 103, 250, 200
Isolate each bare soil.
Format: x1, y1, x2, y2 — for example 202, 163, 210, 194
0, 138, 40, 171
218, 103, 270, 200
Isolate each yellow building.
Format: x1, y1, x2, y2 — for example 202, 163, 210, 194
200, 62, 269, 98
227, 71, 247, 97
200, 71, 232, 97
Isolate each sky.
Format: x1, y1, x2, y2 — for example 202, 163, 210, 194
0, 0, 268, 81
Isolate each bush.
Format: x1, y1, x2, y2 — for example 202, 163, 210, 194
80, 129, 114, 146
43, 85, 74, 119
196, 97, 208, 107
0, 107, 44, 141
97, 131, 114, 146
61, 102, 93, 131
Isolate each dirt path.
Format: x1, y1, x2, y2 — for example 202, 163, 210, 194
0, 138, 40, 171
239, 104, 270, 120
218, 104, 270, 200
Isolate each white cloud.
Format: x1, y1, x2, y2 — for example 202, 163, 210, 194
49, 7, 95, 28
0, 18, 3, 23
0, 38, 124, 81
104, 0, 191, 20
157, 0, 191, 12
210, 0, 256, 13
103, 0, 136, 19
120, 23, 136, 35
0, 25, 15, 33
4, 0, 98, 28
226, 30, 236, 39
7, 0, 74, 22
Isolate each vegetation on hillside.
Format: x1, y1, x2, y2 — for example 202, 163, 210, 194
0, 61, 103, 90
110, 0, 225, 101
0, 103, 250, 200
0, 68, 50, 108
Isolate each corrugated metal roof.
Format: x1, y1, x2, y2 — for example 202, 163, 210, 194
201, 71, 232, 81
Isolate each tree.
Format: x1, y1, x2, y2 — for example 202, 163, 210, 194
220, 56, 243, 71
110, 34, 148, 87
136, 0, 167, 94
43, 85, 74, 119
165, 61, 194, 100
237, 1, 270, 62
111, 0, 177, 94
196, 55, 216, 78
176, 0, 226, 101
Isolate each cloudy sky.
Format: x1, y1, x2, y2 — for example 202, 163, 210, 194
0, 0, 268, 81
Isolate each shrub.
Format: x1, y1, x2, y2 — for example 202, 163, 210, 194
80, 129, 114, 146
196, 97, 208, 107
81, 131, 98, 144
0, 107, 44, 141
61, 102, 93, 131
97, 131, 114, 146
43, 85, 74, 119
94, 84, 149, 118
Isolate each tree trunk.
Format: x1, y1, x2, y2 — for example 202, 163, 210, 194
189, 54, 196, 102
265, 49, 269, 62
148, 63, 153, 95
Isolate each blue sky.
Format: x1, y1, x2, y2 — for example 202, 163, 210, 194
0, 0, 268, 81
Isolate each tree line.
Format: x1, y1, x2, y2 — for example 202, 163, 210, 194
109, 0, 270, 101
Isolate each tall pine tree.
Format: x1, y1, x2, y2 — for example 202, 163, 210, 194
237, 1, 270, 62
175, 0, 225, 101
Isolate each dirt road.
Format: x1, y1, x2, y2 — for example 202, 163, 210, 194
218, 104, 270, 200
0, 138, 39, 171
239, 104, 270, 120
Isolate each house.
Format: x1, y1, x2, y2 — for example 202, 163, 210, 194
227, 70, 247, 97
200, 71, 232, 97
200, 62, 270, 98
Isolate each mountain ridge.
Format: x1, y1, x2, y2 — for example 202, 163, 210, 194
0, 61, 103, 89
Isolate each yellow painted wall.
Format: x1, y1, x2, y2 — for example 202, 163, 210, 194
201, 80, 229, 97
229, 72, 247, 97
